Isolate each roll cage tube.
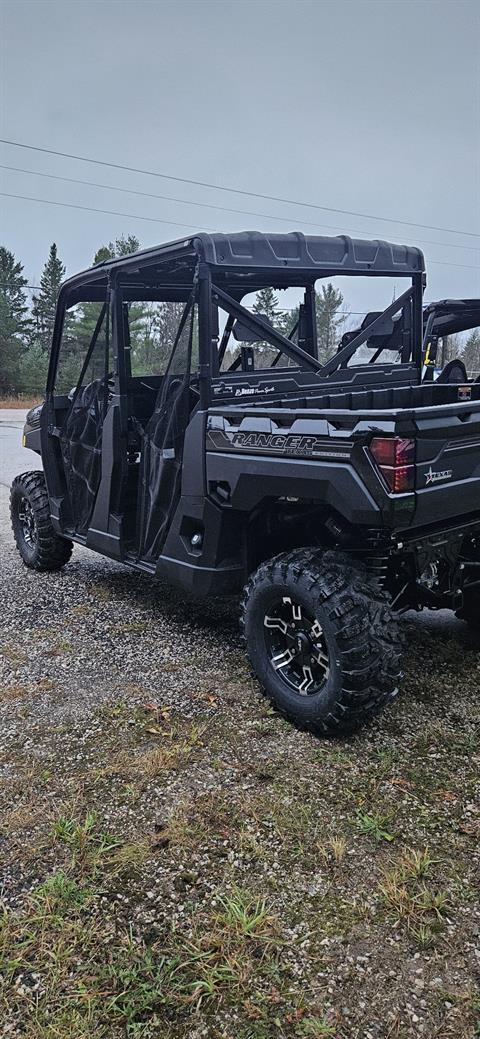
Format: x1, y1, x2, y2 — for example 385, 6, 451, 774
228, 315, 300, 373
422, 309, 437, 380
319, 284, 418, 378
211, 273, 424, 383
212, 285, 323, 374
67, 302, 107, 408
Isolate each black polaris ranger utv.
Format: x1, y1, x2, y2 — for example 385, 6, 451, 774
422, 297, 480, 381
11, 232, 480, 735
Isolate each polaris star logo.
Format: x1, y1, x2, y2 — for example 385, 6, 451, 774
425, 466, 453, 486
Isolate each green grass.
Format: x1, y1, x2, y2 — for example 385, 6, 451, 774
355, 810, 395, 843
295, 1018, 337, 1037
2, 616, 478, 1039
52, 812, 123, 871
216, 889, 274, 938
0, 818, 290, 1038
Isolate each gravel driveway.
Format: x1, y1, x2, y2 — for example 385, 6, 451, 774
0, 415, 479, 1039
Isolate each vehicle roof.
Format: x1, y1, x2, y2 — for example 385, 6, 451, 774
424, 298, 480, 336
60, 231, 425, 296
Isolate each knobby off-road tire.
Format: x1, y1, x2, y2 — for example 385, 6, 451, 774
240, 548, 403, 736
10, 472, 73, 571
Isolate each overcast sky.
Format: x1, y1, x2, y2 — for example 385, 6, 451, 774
0, 0, 479, 314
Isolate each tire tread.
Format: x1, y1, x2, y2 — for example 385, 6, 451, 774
10, 471, 73, 571
240, 547, 403, 736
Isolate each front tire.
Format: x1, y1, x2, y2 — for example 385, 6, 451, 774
10, 472, 73, 571
240, 548, 403, 736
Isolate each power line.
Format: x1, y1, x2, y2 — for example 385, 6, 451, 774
0, 283, 40, 291
2, 191, 480, 271
1, 137, 478, 241
1, 163, 479, 256
0, 190, 213, 232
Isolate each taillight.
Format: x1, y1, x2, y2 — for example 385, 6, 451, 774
369, 436, 415, 493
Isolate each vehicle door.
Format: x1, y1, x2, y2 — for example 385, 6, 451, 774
131, 299, 199, 561
41, 290, 115, 538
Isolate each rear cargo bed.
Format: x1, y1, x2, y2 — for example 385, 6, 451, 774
222, 378, 480, 416
209, 381, 480, 531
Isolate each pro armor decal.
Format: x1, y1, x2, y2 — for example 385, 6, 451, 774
213, 383, 276, 398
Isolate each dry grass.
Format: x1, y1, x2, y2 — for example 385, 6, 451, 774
0, 684, 32, 703
0, 678, 55, 703
378, 847, 451, 946
0, 395, 42, 409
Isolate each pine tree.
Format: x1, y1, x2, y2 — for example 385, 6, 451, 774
462, 329, 480, 377
93, 234, 140, 265
316, 283, 345, 364
18, 342, 50, 396
0, 246, 30, 394
31, 243, 66, 352
93, 246, 113, 265
279, 284, 346, 366
251, 288, 282, 366
252, 287, 280, 325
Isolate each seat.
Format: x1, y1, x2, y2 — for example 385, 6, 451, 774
436, 359, 468, 384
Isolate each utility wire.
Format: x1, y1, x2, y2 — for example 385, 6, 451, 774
1, 191, 479, 271
1, 137, 478, 240
0, 190, 211, 232
1, 163, 479, 256
0, 283, 40, 291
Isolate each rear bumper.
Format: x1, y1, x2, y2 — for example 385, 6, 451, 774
394, 510, 480, 547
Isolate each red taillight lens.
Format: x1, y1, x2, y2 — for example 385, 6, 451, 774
370, 437, 415, 467
369, 436, 415, 493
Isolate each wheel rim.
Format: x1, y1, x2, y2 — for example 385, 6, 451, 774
17, 496, 37, 547
263, 596, 330, 696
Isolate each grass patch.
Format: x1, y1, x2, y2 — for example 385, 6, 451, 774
0, 645, 27, 664
355, 810, 396, 843
0, 684, 31, 702
379, 846, 450, 945
0, 868, 291, 1037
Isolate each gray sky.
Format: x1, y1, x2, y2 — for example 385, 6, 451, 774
1, 0, 479, 315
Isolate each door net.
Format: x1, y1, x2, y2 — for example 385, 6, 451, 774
138, 302, 197, 560
59, 303, 111, 534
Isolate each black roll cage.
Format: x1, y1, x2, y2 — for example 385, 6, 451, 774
47, 232, 426, 410
211, 282, 421, 380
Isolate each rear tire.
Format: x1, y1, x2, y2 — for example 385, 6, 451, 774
10, 472, 73, 571
240, 548, 403, 736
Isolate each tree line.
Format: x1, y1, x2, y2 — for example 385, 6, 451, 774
0, 234, 349, 395
0, 234, 135, 395
2, 234, 479, 397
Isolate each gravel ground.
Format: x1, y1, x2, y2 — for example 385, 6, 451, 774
0, 477, 479, 1039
